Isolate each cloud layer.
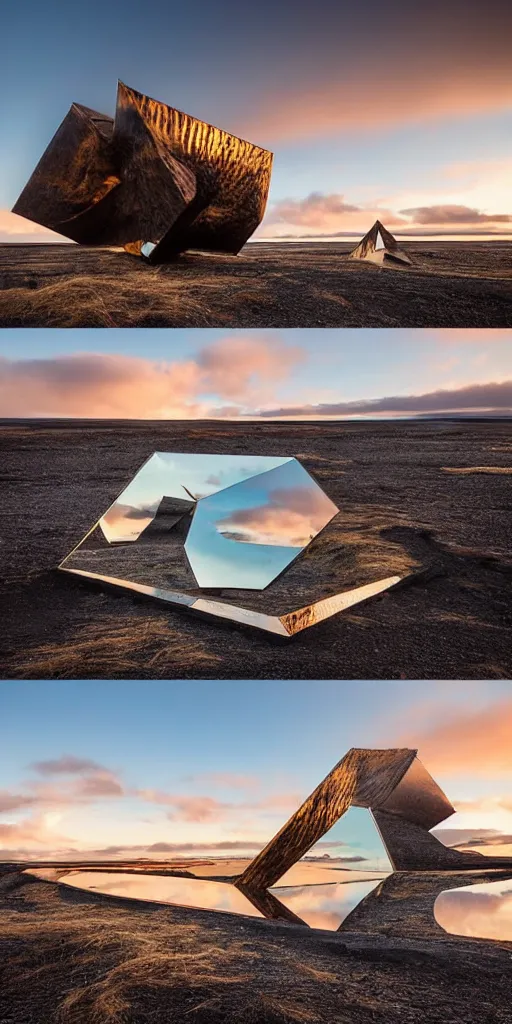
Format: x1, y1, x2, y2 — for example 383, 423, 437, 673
0, 336, 304, 419
1, 346, 511, 420
262, 380, 512, 419
262, 193, 512, 238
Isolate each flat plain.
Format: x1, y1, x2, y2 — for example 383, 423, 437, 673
1, 418, 511, 679
0, 240, 511, 326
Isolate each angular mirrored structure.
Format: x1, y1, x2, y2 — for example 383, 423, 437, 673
58, 451, 402, 637
12, 82, 273, 261
349, 220, 411, 267
236, 748, 512, 890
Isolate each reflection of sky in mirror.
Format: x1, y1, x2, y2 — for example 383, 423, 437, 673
272, 878, 384, 930
302, 807, 393, 875
185, 459, 337, 589
40, 870, 386, 930
53, 872, 264, 919
435, 878, 512, 941
99, 453, 292, 543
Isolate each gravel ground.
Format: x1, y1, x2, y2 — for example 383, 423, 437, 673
1, 418, 511, 679
0, 241, 511, 327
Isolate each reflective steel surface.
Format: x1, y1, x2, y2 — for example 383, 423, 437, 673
435, 877, 512, 941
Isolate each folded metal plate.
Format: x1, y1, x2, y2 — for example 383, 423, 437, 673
373, 756, 454, 830
236, 749, 417, 890
12, 104, 119, 241
349, 220, 411, 266
58, 566, 401, 638
13, 81, 273, 256
116, 82, 273, 257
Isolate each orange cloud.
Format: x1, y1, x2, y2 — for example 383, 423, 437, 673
405, 698, 512, 777
429, 329, 512, 344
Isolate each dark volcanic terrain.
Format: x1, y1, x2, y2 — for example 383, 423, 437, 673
1, 868, 511, 1024
0, 241, 511, 327
1, 418, 511, 679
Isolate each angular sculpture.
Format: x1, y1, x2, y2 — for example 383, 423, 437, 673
58, 452, 401, 637
236, 748, 512, 890
12, 82, 273, 262
349, 220, 411, 266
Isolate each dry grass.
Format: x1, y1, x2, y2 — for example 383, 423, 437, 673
441, 466, 512, 475
0, 878, 339, 1024
0, 273, 213, 327
1, 241, 511, 327
3, 874, 512, 1024
13, 617, 221, 679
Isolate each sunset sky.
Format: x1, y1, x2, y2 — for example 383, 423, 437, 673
2, 679, 511, 861
1, 0, 511, 241
0, 329, 511, 419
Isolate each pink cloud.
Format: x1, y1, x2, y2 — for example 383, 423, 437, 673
218, 485, 336, 547
197, 334, 304, 403
0, 336, 304, 418
260, 194, 512, 238
30, 754, 110, 775
400, 204, 512, 225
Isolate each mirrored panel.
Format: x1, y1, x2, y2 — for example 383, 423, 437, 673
58, 451, 403, 634
98, 453, 293, 544
27, 868, 386, 931
272, 878, 385, 930
185, 457, 338, 589
435, 877, 512, 941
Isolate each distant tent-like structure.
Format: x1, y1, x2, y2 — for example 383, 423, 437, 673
349, 220, 411, 267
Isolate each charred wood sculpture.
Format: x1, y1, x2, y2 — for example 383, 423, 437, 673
13, 82, 273, 262
349, 220, 411, 266
236, 748, 512, 890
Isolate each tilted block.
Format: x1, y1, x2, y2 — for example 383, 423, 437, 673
13, 81, 273, 259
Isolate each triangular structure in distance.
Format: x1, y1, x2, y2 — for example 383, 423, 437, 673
349, 220, 411, 267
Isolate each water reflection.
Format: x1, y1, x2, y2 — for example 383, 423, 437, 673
32, 869, 385, 931
435, 878, 512, 941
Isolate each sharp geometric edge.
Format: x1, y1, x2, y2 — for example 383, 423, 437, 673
57, 567, 402, 638
12, 80, 274, 258
235, 748, 512, 890
349, 219, 411, 266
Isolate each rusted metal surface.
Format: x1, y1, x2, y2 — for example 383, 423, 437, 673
236, 750, 512, 890
13, 81, 273, 259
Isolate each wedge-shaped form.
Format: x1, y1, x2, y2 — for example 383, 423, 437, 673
13, 81, 273, 258
236, 748, 512, 889
349, 220, 411, 266
58, 451, 401, 637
